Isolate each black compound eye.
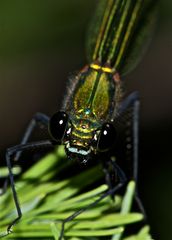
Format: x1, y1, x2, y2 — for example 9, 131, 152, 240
49, 111, 69, 143
97, 123, 116, 152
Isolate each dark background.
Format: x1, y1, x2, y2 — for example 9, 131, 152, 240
0, 1, 171, 239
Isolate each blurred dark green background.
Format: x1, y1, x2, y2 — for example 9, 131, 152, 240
0, 1, 171, 239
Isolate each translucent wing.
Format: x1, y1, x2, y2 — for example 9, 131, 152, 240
86, 0, 158, 75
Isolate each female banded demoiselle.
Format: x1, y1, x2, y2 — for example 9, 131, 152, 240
1, 0, 158, 239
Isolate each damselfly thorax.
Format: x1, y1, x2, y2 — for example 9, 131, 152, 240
49, 63, 122, 163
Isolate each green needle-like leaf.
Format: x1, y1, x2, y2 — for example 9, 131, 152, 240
0, 147, 152, 239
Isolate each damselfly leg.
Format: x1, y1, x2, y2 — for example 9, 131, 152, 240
118, 92, 146, 216
0, 114, 51, 236
2, 140, 53, 237
0, 112, 49, 196
59, 160, 127, 240
14, 112, 49, 161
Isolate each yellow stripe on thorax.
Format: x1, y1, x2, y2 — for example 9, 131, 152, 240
90, 63, 113, 73
72, 131, 92, 140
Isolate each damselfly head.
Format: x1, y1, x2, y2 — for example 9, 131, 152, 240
49, 111, 117, 163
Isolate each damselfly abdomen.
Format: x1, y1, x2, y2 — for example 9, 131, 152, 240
1, 0, 158, 239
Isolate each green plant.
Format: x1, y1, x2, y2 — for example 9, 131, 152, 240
0, 146, 152, 239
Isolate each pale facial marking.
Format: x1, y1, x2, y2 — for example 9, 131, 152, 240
66, 143, 91, 156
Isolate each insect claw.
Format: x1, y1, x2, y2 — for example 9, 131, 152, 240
7, 226, 13, 234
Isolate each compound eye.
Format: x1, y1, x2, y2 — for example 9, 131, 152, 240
49, 111, 69, 143
97, 123, 116, 152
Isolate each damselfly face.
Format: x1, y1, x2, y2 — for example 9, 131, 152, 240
49, 110, 117, 163
49, 65, 120, 163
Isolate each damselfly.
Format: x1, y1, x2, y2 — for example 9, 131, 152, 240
1, 0, 157, 239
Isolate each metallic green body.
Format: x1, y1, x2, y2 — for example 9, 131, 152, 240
63, 66, 122, 150
62, 0, 157, 158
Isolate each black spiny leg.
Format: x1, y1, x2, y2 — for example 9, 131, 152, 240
14, 113, 49, 162
0, 113, 49, 197
3, 140, 53, 237
59, 162, 127, 240
118, 92, 146, 217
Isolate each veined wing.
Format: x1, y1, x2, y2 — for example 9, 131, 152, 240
86, 0, 158, 75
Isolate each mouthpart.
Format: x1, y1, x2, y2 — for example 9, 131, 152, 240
65, 142, 91, 164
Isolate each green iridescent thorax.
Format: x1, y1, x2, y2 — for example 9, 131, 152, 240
72, 67, 119, 121
63, 66, 122, 149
